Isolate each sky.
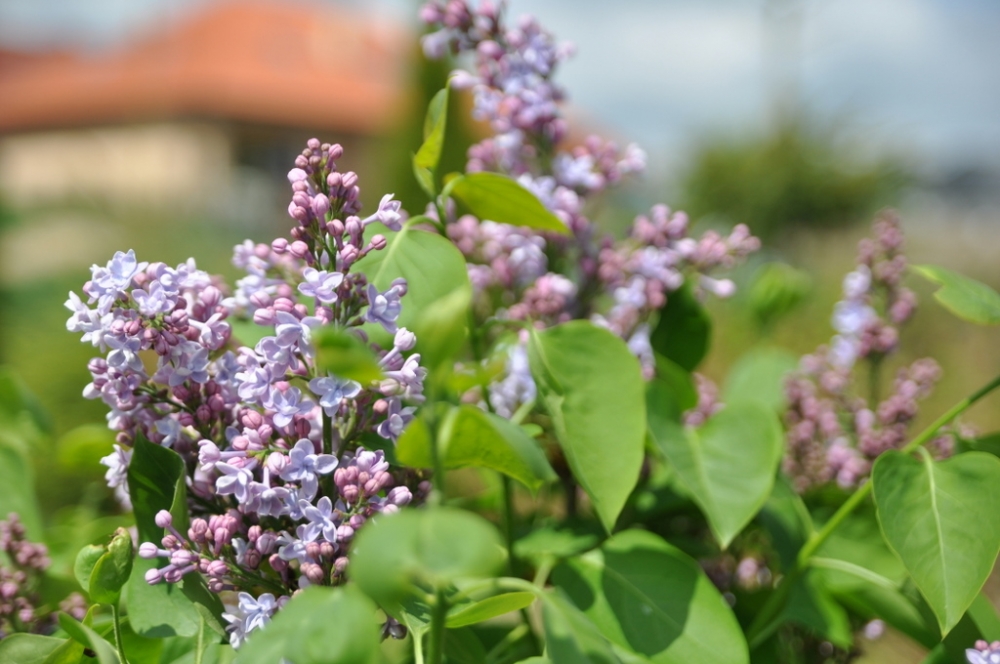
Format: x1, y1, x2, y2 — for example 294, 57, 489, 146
1, 0, 998, 178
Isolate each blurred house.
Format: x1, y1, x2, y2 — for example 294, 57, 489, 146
0, 1, 410, 216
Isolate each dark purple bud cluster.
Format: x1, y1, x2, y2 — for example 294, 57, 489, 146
0, 514, 86, 639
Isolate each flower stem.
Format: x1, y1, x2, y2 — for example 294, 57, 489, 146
111, 603, 129, 664
747, 371, 1000, 648
427, 588, 448, 664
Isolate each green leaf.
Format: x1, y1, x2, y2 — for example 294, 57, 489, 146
0, 634, 67, 664
912, 264, 1000, 325
513, 522, 603, 564
58, 613, 120, 664
40, 635, 85, 664
355, 222, 471, 370
528, 321, 646, 532
235, 586, 380, 664
349, 507, 504, 608
126, 436, 202, 637
652, 402, 784, 548
552, 530, 749, 664
780, 571, 852, 649
721, 346, 798, 412
445, 172, 569, 234
444, 628, 489, 664
872, 450, 1000, 634
88, 528, 134, 605
541, 590, 621, 664
74, 544, 106, 597
650, 284, 711, 372
646, 355, 697, 425
313, 327, 383, 384
397, 406, 555, 490
446, 592, 536, 628
413, 87, 450, 197
757, 477, 813, 571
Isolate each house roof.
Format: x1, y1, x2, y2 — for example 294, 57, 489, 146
0, 1, 411, 134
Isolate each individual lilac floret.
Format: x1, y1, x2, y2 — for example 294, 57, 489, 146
279, 439, 338, 498
365, 283, 404, 333
967, 640, 1000, 664
298, 268, 344, 303
223, 592, 284, 648
309, 376, 362, 416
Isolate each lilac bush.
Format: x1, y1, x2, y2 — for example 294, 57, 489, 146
4, 2, 996, 664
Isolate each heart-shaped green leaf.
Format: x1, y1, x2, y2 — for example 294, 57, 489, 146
650, 284, 711, 372
0, 634, 70, 664
540, 590, 621, 664
126, 436, 206, 637
528, 322, 646, 532
349, 507, 504, 608
355, 222, 471, 370
652, 402, 784, 548
552, 530, 749, 664
912, 264, 1000, 325
235, 586, 380, 664
722, 346, 799, 413
872, 450, 1000, 634
445, 172, 569, 234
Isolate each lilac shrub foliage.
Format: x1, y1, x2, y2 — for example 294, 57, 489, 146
783, 211, 957, 493
67, 142, 427, 646
421, 0, 759, 407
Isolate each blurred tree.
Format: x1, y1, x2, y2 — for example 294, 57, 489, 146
679, 121, 908, 239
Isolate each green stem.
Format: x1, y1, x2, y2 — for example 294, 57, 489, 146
501, 475, 517, 576
194, 616, 206, 664
427, 588, 448, 664
747, 371, 1000, 648
111, 604, 129, 664
322, 411, 333, 456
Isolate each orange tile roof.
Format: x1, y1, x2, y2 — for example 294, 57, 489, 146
0, 1, 411, 134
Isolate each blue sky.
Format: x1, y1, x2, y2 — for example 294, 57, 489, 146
2, 0, 998, 176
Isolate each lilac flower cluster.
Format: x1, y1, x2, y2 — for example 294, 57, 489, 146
782, 213, 953, 493
422, 1, 758, 405
967, 640, 1000, 664
0, 514, 86, 639
69, 141, 425, 647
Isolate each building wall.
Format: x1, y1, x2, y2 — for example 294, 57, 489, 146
0, 122, 233, 208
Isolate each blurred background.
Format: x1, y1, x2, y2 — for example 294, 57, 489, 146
0, 1, 997, 660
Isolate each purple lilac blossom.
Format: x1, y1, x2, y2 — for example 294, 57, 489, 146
67, 141, 425, 646
782, 212, 952, 493
424, 3, 759, 381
